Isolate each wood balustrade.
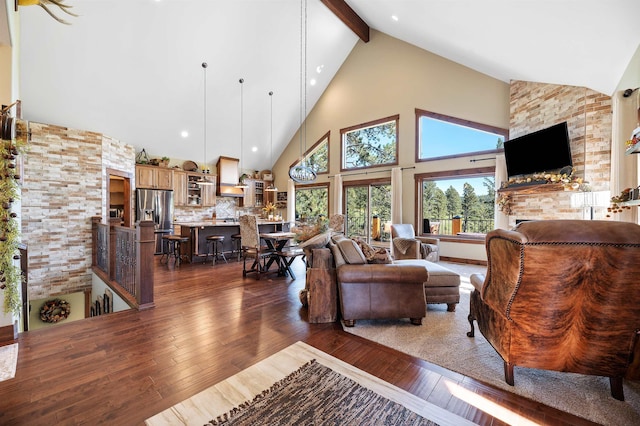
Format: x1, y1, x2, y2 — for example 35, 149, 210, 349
91, 217, 155, 310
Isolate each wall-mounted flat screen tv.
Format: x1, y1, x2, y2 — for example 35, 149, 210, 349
504, 121, 572, 178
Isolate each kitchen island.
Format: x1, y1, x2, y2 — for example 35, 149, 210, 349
173, 220, 291, 263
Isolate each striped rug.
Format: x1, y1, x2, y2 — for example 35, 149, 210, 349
145, 342, 474, 426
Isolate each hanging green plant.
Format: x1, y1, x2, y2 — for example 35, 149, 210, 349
0, 135, 27, 316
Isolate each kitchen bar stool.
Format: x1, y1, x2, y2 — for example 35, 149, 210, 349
161, 235, 189, 266
231, 233, 242, 261
206, 235, 227, 265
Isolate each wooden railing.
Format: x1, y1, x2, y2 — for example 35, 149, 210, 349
91, 217, 155, 310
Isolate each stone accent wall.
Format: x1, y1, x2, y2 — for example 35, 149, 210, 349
508, 81, 612, 221
21, 122, 134, 299
102, 134, 136, 217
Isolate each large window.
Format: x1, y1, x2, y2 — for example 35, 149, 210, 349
344, 179, 391, 244
341, 115, 399, 171
290, 132, 329, 175
416, 109, 507, 161
419, 170, 495, 236
295, 184, 329, 222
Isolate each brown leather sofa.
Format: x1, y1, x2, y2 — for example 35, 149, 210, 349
468, 220, 640, 401
329, 234, 429, 327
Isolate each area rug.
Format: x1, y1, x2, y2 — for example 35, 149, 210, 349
0, 343, 18, 382
145, 341, 474, 426
342, 263, 640, 426
208, 360, 436, 425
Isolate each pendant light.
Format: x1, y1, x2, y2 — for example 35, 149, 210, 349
197, 62, 214, 185
265, 91, 278, 192
289, 0, 316, 184
235, 78, 249, 189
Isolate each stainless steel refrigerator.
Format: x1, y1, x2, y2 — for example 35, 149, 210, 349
135, 189, 174, 254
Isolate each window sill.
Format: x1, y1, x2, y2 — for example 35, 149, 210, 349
437, 234, 486, 244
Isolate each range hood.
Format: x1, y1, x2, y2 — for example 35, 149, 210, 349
216, 156, 244, 197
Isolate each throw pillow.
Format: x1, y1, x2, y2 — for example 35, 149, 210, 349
328, 240, 345, 267
354, 239, 393, 264
336, 238, 367, 264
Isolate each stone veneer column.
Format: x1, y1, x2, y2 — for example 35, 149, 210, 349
508, 81, 612, 221
21, 122, 133, 299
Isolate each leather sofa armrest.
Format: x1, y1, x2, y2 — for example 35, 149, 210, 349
338, 264, 428, 283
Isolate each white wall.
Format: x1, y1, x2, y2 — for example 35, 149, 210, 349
271, 30, 510, 261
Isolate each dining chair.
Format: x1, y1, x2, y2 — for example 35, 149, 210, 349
238, 214, 273, 279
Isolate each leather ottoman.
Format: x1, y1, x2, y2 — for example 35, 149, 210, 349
394, 259, 461, 311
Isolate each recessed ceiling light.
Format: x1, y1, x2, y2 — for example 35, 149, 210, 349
391, 15, 399, 22
316, 65, 324, 73
181, 130, 189, 138
252, 146, 258, 152
310, 78, 316, 86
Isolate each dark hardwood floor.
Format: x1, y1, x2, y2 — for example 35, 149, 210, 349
0, 256, 596, 425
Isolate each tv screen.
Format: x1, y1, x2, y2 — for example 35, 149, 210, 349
504, 122, 572, 178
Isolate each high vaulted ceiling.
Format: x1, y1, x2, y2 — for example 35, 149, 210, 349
16, 0, 640, 173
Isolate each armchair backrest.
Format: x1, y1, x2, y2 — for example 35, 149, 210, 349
483, 220, 640, 376
391, 224, 415, 239
239, 215, 260, 249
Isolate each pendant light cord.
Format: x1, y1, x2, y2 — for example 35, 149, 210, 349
240, 77, 244, 174
303, 0, 307, 165
299, 0, 305, 165
270, 91, 274, 168
202, 62, 208, 173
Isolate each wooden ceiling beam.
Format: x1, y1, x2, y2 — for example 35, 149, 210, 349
321, 0, 370, 43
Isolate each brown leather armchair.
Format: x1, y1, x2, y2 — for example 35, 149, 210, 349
391, 224, 439, 262
468, 220, 640, 401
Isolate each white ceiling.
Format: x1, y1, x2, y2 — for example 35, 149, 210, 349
16, 0, 640, 173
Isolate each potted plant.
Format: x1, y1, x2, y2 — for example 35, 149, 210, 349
160, 156, 170, 167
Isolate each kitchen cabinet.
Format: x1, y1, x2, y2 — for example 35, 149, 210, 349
202, 176, 217, 207
173, 170, 187, 206
186, 173, 216, 207
187, 173, 203, 206
243, 179, 264, 207
136, 165, 173, 190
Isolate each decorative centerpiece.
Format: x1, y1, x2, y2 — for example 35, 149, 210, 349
262, 202, 277, 220
292, 216, 328, 242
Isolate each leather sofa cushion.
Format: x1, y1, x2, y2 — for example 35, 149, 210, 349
394, 259, 460, 287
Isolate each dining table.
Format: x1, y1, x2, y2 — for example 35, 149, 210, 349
259, 232, 300, 278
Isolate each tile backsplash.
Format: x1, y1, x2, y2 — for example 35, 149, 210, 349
173, 197, 260, 222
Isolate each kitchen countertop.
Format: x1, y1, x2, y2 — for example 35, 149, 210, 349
174, 220, 286, 228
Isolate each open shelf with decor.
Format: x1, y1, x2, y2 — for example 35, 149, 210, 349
620, 199, 640, 207
497, 182, 570, 195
